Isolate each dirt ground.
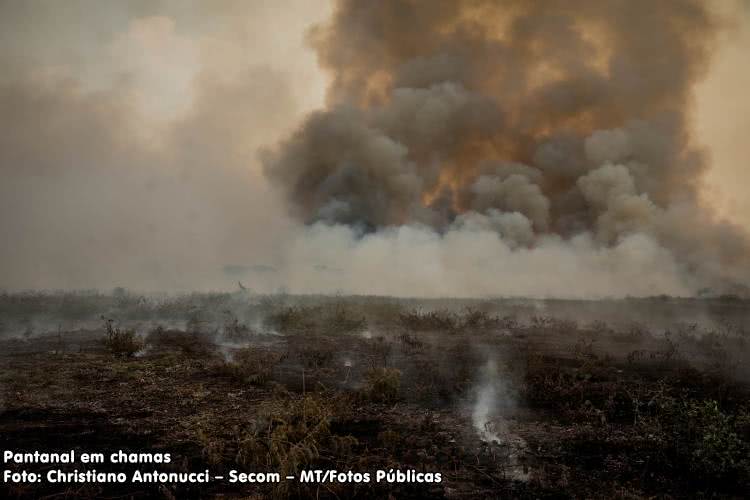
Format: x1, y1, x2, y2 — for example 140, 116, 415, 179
1, 292, 749, 498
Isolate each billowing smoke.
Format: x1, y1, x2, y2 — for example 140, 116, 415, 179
1, 1, 749, 297
262, 0, 750, 296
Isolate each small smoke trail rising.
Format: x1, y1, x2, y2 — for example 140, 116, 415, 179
472, 359, 508, 443
471, 357, 533, 481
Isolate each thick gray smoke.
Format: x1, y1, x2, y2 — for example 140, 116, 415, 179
262, 0, 750, 296
1, 1, 749, 297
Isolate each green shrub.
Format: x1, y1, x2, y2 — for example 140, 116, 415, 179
687, 400, 748, 479
657, 398, 749, 481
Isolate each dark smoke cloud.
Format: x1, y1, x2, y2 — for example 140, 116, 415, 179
262, 0, 750, 294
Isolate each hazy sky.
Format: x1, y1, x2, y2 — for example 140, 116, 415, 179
695, 0, 750, 227
0, 0, 332, 290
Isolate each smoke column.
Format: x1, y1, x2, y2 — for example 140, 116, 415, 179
263, 0, 750, 297
472, 359, 508, 443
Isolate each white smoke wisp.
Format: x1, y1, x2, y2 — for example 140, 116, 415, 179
471, 357, 532, 482
278, 221, 692, 299
472, 359, 510, 444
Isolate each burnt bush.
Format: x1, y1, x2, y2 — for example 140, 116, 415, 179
102, 318, 142, 358
398, 308, 458, 332
325, 305, 366, 334
221, 314, 253, 342
215, 346, 286, 386
229, 394, 357, 498
263, 306, 318, 333
362, 367, 401, 403
291, 338, 336, 371
145, 325, 216, 357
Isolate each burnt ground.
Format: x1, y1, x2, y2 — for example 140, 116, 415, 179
0, 292, 749, 499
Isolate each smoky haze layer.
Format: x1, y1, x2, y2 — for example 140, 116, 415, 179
263, 0, 750, 296
0, 1, 330, 292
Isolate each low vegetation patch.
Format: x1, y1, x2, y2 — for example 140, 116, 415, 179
102, 318, 142, 358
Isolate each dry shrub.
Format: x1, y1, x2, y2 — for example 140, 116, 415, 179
366, 336, 392, 368
524, 354, 592, 409
326, 305, 366, 334
460, 307, 501, 329
105, 329, 142, 358
102, 319, 142, 357
296, 341, 335, 371
196, 427, 225, 466
186, 312, 212, 336
409, 358, 461, 404
613, 322, 648, 343
364, 300, 404, 325
363, 367, 401, 403
217, 346, 286, 386
398, 307, 501, 333
529, 315, 578, 334
399, 308, 458, 332
235, 394, 356, 497
145, 325, 215, 357
221, 315, 253, 342
377, 429, 400, 450
264, 306, 317, 333
398, 331, 424, 352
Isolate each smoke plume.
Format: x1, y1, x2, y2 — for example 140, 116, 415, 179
1, 1, 749, 297
262, 0, 750, 296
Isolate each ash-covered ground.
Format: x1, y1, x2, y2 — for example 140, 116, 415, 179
1, 290, 749, 499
